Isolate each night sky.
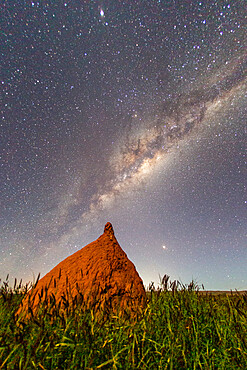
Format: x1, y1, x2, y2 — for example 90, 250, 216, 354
1, 0, 246, 290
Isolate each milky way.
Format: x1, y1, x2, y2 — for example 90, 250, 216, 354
1, 1, 246, 289
83, 53, 246, 217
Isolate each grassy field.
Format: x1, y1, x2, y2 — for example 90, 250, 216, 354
0, 277, 246, 369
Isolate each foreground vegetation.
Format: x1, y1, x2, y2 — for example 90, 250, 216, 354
0, 276, 246, 369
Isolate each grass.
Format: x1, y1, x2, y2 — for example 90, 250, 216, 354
0, 275, 246, 369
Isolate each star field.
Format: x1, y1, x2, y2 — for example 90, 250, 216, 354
1, 1, 246, 289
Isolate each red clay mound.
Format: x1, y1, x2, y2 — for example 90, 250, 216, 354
17, 222, 146, 317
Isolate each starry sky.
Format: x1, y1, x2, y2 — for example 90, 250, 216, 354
1, 0, 246, 290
